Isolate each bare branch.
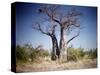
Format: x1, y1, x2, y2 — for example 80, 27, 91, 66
62, 17, 80, 31
33, 23, 50, 35
51, 24, 57, 34
46, 8, 61, 25
67, 31, 80, 44
67, 8, 82, 18
38, 6, 61, 25
61, 8, 82, 30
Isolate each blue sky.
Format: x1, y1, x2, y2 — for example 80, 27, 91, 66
15, 2, 97, 50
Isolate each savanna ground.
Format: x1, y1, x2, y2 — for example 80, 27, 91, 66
16, 45, 97, 73
16, 58, 97, 72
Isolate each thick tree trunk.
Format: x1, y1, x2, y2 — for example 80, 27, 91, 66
59, 28, 67, 60
51, 35, 60, 60
51, 37, 56, 60
54, 36, 60, 59
60, 28, 64, 50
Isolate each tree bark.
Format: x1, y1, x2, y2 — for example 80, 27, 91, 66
51, 34, 60, 60
59, 27, 66, 60
60, 28, 64, 50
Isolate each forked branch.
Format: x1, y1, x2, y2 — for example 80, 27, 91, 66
67, 31, 80, 44
33, 23, 50, 35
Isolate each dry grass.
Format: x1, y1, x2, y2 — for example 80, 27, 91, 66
16, 58, 97, 73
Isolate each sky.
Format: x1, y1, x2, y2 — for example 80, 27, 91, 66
15, 2, 97, 50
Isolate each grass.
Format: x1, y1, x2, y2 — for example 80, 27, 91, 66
16, 57, 97, 72
16, 44, 97, 72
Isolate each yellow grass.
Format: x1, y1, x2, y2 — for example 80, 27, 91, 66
16, 58, 97, 72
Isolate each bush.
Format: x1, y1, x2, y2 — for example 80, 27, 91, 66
67, 46, 97, 61
30, 49, 37, 62
16, 44, 50, 63
67, 47, 85, 61
16, 45, 29, 62
85, 48, 97, 59
30, 49, 49, 62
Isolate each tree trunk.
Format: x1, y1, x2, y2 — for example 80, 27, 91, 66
60, 28, 64, 50
54, 35, 60, 59
59, 27, 67, 60
51, 37, 56, 60
51, 35, 60, 60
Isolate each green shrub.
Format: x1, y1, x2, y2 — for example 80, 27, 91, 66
67, 47, 85, 61
30, 49, 37, 62
16, 45, 29, 62
67, 46, 97, 61
16, 44, 50, 62
85, 48, 97, 59
30, 49, 49, 62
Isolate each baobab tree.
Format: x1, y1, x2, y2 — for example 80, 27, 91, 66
33, 5, 82, 61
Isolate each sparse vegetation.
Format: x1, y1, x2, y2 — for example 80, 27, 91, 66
16, 44, 97, 72
30, 48, 49, 62
16, 44, 49, 63
84, 48, 97, 59
67, 46, 97, 61
16, 44, 97, 63
16, 45, 29, 62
